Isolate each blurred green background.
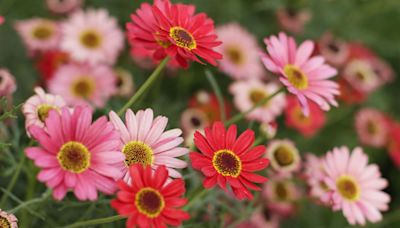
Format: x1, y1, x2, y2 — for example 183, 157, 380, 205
1, 0, 400, 227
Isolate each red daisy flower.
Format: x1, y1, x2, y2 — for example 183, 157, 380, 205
111, 164, 190, 228
190, 122, 269, 200
36, 50, 69, 84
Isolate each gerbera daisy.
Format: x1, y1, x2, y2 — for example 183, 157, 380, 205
266, 139, 301, 174
263, 177, 300, 217
15, 18, 60, 53
276, 8, 311, 34
22, 87, 66, 134
355, 108, 389, 148
46, 0, 83, 14
36, 50, 69, 84
322, 146, 390, 225
109, 109, 188, 181
216, 23, 264, 80
114, 68, 134, 98
304, 154, 329, 203
61, 9, 124, 65
0, 69, 16, 97
284, 95, 326, 137
261, 32, 339, 116
25, 106, 124, 200
317, 32, 349, 67
0, 209, 18, 228
230, 80, 286, 124
48, 63, 116, 108
111, 164, 190, 228
190, 122, 269, 200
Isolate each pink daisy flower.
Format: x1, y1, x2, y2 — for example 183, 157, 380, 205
0, 69, 17, 97
46, 0, 83, 14
276, 8, 311, 35
230, 80, 286, 124
22, 87, 66, 135
109, 109, 188, 181
15, 18, 60, 53
355, 108, 390, 148
266, 139, 301, 174
343, 59, 381, 93
25, 106, 124, 200
261, 32, 339, 116
317, 33, 349, 67
61, 9, 124, 65
114, 68, 135, 98
304, 154, 329, 203
322, 146, 390, 225
216, 23, 264, 80
48, 63, 117, 108
0, 209, 18, 228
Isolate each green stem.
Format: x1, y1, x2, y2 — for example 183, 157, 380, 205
224, 88, 285, 126
117, 57, 169, 116
205, 70, 226, 122
183, 188, 208, 211
62, 215, 124, 228
9, 189, 51, 214
0, 152, 26, 208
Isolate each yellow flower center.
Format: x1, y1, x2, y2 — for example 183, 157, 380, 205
0, 216, 11, 228
80, 30, 102, 49
169, 26, 196, 50
273, 145, 295, 167
71, 77, 95, 98
284, 64, 309, 90
122, 141, 153, 167
225, 46, 243, 65
212, 149, 242, 177
336, 176, 360, 201
57, 141, 91, 173
37, 104, 58, 123
135, 187, 165, 218
32, 24, 54, 40
249, 89, 267, 105
275, 181, 289, 201
366, 120, 379, 135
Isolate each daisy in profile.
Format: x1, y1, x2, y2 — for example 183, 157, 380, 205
109, 109, 188, 181
261, 32, 339, 116
22, 87, 66, 134
61, 9, 124, 65
15, 18, 60, 53
0, 69, 16, 97
216, 23, 264, 79
114, 68, 134, 98
266, 139, 301, 174
0, 209, 18, 228
180, 108, 209, 134
355, 108, 389, 148
230, 80, 286, 124
127, 0, 222, 68
48, 63, 116, 108
322, 146, 390, 225
25, 106, 124, 200
284, 95, 326, 137
276, 8, 311, 34
111, 164, 189, 228
190, 122, 269, 200
304, 154, 329, 203
318, 33, 349, 67
46, 0, 83, 14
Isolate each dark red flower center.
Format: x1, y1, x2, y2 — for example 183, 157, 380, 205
57, 141, 91, 173
212, 150, 242, 177
169, 26, 196, 50
135, 187, 165, 218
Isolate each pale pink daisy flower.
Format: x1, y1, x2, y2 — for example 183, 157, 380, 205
216, 23, 264, 80
109, 109, 188, 181
230, 80, 286, 124
48, 63, 117, 108
318, 32, 349, 67
261, 32, 339, 116
46, 0, 83, 14
276, 8, 311, 35
266, 139, 301, 174
343, 59, 381, 93
322, 146, 390, 225
355, 108, 389, 148
0, 69, 16, 97
0, 209, 18, 228
114, 68, 134, 98
304, 154, 329, 203
61, 9, 124, 65
15, 18, 60, 53
25, 106, 124, 201
22, 87, 66, 135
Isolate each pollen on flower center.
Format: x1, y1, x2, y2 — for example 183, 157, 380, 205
32, 24, 54, 40
37, 104, 58, 123
284, 64, 309, 90
71, 77, 95, 98
0, 216, 11, 228
57, 141, 91, 173
135, 187, 165, 218
275, 182, 289, 201
80, 30, 102, 49
249, 89, 267, 105
225, 46, 243, 65
122, 141, 153, 166
336, 176, 360, 201
169, 26, 196, 50
212, 149, 242, 177
273, 146, 294, 166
